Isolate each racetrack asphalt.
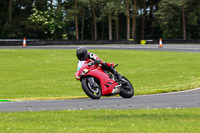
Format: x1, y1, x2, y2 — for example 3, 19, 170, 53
1, 44, 200, 53
0, 44, 200, 112
0, 88, 200, 112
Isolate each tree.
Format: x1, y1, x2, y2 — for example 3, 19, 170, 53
148, 0, 156, 39
100, 1, 118, 40
1, 0, 34, 38
114, 0, 124, 40
125, 0, 131, 40
98, 0, 124, 40
8, 0, 12, 23
0, 0, 199, 40
81, 6, 85, 40
75, 0, 79, 40
89, 0, 98, 40
64, 0, 79, 39
29, 6, 67, 39
141, 0, 146, 40
182, 5, 186, 40
132, 0, 137, 41
155, 0, 197, 40
186, 0, 200, 39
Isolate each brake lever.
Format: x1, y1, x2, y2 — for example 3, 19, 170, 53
114, 64, 118, 68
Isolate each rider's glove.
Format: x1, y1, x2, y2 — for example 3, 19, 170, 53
94, 59, 102, 65
75, 75, 80, 80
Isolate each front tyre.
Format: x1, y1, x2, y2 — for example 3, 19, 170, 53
119, 76, 134, 98
81, 77, 102, 99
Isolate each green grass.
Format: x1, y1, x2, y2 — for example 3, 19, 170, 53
0, 108, 200, 133
0, 49, 200, 100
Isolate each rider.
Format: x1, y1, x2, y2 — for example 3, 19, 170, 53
76, 46, 123, 83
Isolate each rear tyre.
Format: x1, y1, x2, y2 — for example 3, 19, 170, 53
81, 77, 102, 99
119, 76, 134, 98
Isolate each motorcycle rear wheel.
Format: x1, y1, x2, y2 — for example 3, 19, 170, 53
81, 77, 102, 99
119, 76, 134, 98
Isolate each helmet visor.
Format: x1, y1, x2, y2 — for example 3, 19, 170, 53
77, 51, 88, 61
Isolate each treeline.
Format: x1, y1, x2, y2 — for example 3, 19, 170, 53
0, 0, 199, 42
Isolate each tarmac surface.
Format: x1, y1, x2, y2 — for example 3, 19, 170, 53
0, 44, 200, 112
1, 44, 200, 53
0, 88, 200, 112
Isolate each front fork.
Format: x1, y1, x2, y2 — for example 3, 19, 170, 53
87, 77, 98, 88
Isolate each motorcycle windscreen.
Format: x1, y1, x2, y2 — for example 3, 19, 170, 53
77, 61, 86, 71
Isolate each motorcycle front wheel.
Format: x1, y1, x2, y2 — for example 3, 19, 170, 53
119, 76, 134, 98
81, 77, 102, 99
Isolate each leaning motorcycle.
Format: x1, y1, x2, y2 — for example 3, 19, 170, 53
75, 61, 134, 99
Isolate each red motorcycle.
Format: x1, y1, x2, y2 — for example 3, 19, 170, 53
75, 61, 134, 99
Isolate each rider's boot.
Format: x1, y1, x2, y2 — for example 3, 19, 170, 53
115, 71, 123, 83
102, 62, 124, 84
109, 67, 123, 83
110, 67, 129, 85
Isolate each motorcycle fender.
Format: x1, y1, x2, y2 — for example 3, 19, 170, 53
85, 69, 118, 95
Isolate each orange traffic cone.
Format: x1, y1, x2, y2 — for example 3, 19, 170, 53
159, 38, 163, 48
23, 37, 26, 47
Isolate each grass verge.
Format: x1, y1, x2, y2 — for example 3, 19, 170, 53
0, 108, 200, 133
0, 49, 200, 100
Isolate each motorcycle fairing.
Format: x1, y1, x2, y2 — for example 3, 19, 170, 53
85, 68, 118, 95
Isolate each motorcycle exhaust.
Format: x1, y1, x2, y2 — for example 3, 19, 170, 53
112, 85, 121, 94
